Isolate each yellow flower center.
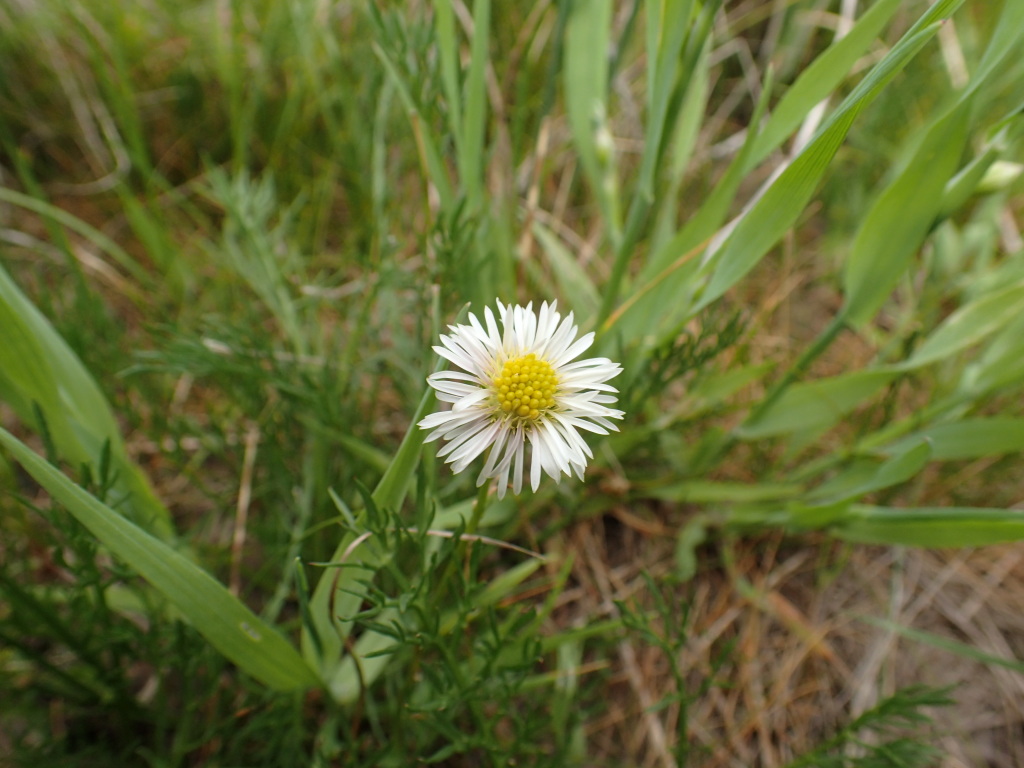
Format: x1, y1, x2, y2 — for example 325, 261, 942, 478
492, 353, 559, 421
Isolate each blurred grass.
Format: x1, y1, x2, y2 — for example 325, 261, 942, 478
1, 0, 1024, 765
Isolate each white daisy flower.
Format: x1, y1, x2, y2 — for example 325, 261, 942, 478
419, 300, 624, 498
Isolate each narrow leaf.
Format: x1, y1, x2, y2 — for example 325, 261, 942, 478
900, 283, 1024, 370
884, 418, 1024, 461
805, 440, 933, 509
0, 427, 317, 691
737, 370, 897, 439
694, 16, 952, 314
0, 264, 174, 539
531, 221, 599, 320
564, 0, 613, 205
461, 0, 490, 205
866, 618, 1024, 673
747, 0, 904, 166
842, 103, 972, 325
303, 386, 435, 685
834, 505, 1024, 547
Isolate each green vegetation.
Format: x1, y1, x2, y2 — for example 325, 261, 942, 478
1, 0, 1022, 764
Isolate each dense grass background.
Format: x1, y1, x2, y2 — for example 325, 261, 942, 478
2, 0, 1024, 765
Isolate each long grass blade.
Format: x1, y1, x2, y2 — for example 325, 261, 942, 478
0, 263, 174, 539
0, 427, 318, 691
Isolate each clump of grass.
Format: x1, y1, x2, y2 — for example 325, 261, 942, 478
2, 0, 1024, 765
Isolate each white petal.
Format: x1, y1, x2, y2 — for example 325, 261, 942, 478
477, 423, 511, 486
429, 381, 480, 398
544, 313, 577, 358
551, 411, 609, 436
546, 416, 591, 465
551, 331, 595, 367
450, 387, 492, 411
534, 423, 567, 477
419, 407, 481, 433
512, 431, 525, 495
484, 305, 502, 350
437, 418, 492, 458
450, 421, 501, 472
429, 370, 483, 384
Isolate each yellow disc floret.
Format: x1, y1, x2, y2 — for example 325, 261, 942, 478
492, 353, 559, 421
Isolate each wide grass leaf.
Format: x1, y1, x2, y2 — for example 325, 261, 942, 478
842, 102, 971, 325
693, 0, 963, 314
638, 0, 902, 285
737, 370, 897, 439
0, 263, 174, 540
844, 0, 1024, 325
564, 0, 615, 229
810, 439, 933, 505
883, 418, 1024, 460
746, 0, 904, 167
0, 427, 318, 691
834, 505, 1024, 547
900, 282, 1024, 370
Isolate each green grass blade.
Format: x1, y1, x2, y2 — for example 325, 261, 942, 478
649, 39, 709, 253
745, 280, 1024, 444
737, 370, 898, 440
959, 312, 1024, 397
372, 385, 436, 513
530, 221, 599, 321
646, 481, 802, 504
461, 0, 490, 206
0, 263, 174, 540
643, 60, 774, 285
843, 0, 1024, 325
325, 605, 403, 704
937, 115, 1021, 219
899, 282, 1024, 370
693, 14, 956, 315
833, 504, 1024, 547
848, 439, 934, 497
600, 0, 711, 325
865, 618, 1024, 673
805, 440, 933, 509
842, 103, 972, 326
564, 0, 616, 233
433, 0, 463, 162
327, 556, 545, 704
883, 418, 1024, 460
634, 0, 695, 205
0, 427, 318, 691
0, 187, 150, 285
747, 0, 904, 167
639, 0, 903, 285
965, 0, 1024, 91
374, 42, 455, 209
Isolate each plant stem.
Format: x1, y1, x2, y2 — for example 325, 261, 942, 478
466, 481, 491, 536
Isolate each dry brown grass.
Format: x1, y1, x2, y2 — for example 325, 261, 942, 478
539, 512, 1024, 766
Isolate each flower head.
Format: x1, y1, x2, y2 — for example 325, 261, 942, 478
419, 300, 624, 498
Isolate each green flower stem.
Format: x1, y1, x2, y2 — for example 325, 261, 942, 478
465, 481, 491, 537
